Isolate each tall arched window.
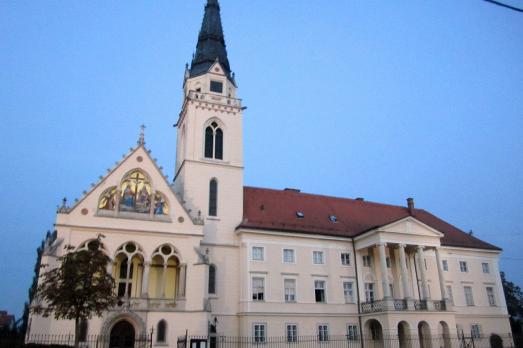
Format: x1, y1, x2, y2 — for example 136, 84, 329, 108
204, 122, 223, 160
209, 264, 216, 294
157, 320, 167, 343
209, 179, 218, 217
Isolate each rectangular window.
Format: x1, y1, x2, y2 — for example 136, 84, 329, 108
486, 287, 496, 306
446, 285, 454, 305
482, 263, 490, 274
252, 277, 265, 301
442, 260, 449, 271
464, 286, 474, 306
341, 253, 351, 266
318, 325, 329, 342
386, 257, 391, 268
363, 255, 372, 267
314, 280, 326, 303
252, 247, 264, 261
343, 281, 354, 303
365, 283, 375, 302
313, 251, 324, 265
283, 249, 295, 263
253, 323, 266, 343
284, 279, 296, 303
424, 258, 428, 270
210, 80, 223, 93
471, 324, 481, 339
286, 324, 298, 342
460, 261, 468, 272
347, 325, 359, 341
389, 283, 394, 297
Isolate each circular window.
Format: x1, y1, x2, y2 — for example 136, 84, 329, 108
161, 245, 172, 255
125, 243, 136, 253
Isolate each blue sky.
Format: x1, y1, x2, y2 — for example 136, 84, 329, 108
1, 0, 522, 318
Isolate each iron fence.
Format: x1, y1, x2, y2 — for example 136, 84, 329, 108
178, 333, 517, 348
0, 332, 152, 348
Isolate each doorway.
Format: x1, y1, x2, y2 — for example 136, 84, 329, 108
110, 320, 135, 348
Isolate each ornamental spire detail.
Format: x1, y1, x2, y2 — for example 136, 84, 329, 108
190, 0, 232, 80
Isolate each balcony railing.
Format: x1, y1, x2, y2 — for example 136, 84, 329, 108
361, 299, 448, 313
414, 299, 428, 310
394, 299, 408, 311
187, 90, 242, 108
433, 300, 447, 311
361, 300, 386, 313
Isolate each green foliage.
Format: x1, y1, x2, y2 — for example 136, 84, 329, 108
500, 271, 523, 334
31, 234, 117, 347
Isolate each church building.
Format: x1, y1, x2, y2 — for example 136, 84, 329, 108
28, 1, 513, 347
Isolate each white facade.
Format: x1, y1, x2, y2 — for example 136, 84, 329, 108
27, 1, 512, 347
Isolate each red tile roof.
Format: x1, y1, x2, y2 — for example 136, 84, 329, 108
240, 187, 501, 251
0, 311, 15, 328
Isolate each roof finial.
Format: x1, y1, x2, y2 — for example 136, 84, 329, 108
138, 124, 146, 145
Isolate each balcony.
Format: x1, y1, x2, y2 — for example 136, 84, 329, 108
112, 297, 186, 312
187, 90, 242, 108
360, 299, 449, 314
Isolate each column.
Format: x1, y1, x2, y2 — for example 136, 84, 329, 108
435, 248, 447, 299
141, 262, 151, 298
178, 264, 187, 298
378, 242, 391, 298
416, 246, 429, 299
114, 189, 121, 216
149, 191, 155, 217
106, 261, 114, 278
160, 261, 168, 298
398, 244, 411, 299
124, 259, 132, 300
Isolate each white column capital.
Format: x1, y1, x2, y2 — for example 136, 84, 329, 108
398, 243, 407, 249
377, 241, 387, 247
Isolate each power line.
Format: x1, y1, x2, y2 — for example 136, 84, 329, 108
483, 0, 523, 12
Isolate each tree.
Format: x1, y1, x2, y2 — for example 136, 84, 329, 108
500, 271, 523, 334
32, 235, 117, 348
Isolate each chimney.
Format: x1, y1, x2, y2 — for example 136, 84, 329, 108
407, 197, 415, 215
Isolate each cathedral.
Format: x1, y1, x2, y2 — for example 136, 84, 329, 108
28, 1, 512, 347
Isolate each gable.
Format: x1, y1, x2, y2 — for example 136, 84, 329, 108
56, 145, 202, 235
377, 217, 444, 238
208, 61, 225, 76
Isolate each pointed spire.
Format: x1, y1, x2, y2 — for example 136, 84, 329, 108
138, 124, 146, 145
190, 0, 232, 80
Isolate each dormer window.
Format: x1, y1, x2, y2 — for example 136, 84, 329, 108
204, 122, 223, 160
210, 80, 223, 93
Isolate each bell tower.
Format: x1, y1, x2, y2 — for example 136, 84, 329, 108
173, 0, 244, 244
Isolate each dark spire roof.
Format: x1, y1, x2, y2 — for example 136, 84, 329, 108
190, 0, 232, 80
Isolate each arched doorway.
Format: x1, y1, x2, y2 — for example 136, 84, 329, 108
418, 321, 432, 348
398, 321, 411, 348
490, 334, 503, 348
438, 321, 451, 348
365, 319, 384, 348
110, 320, 135, 348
